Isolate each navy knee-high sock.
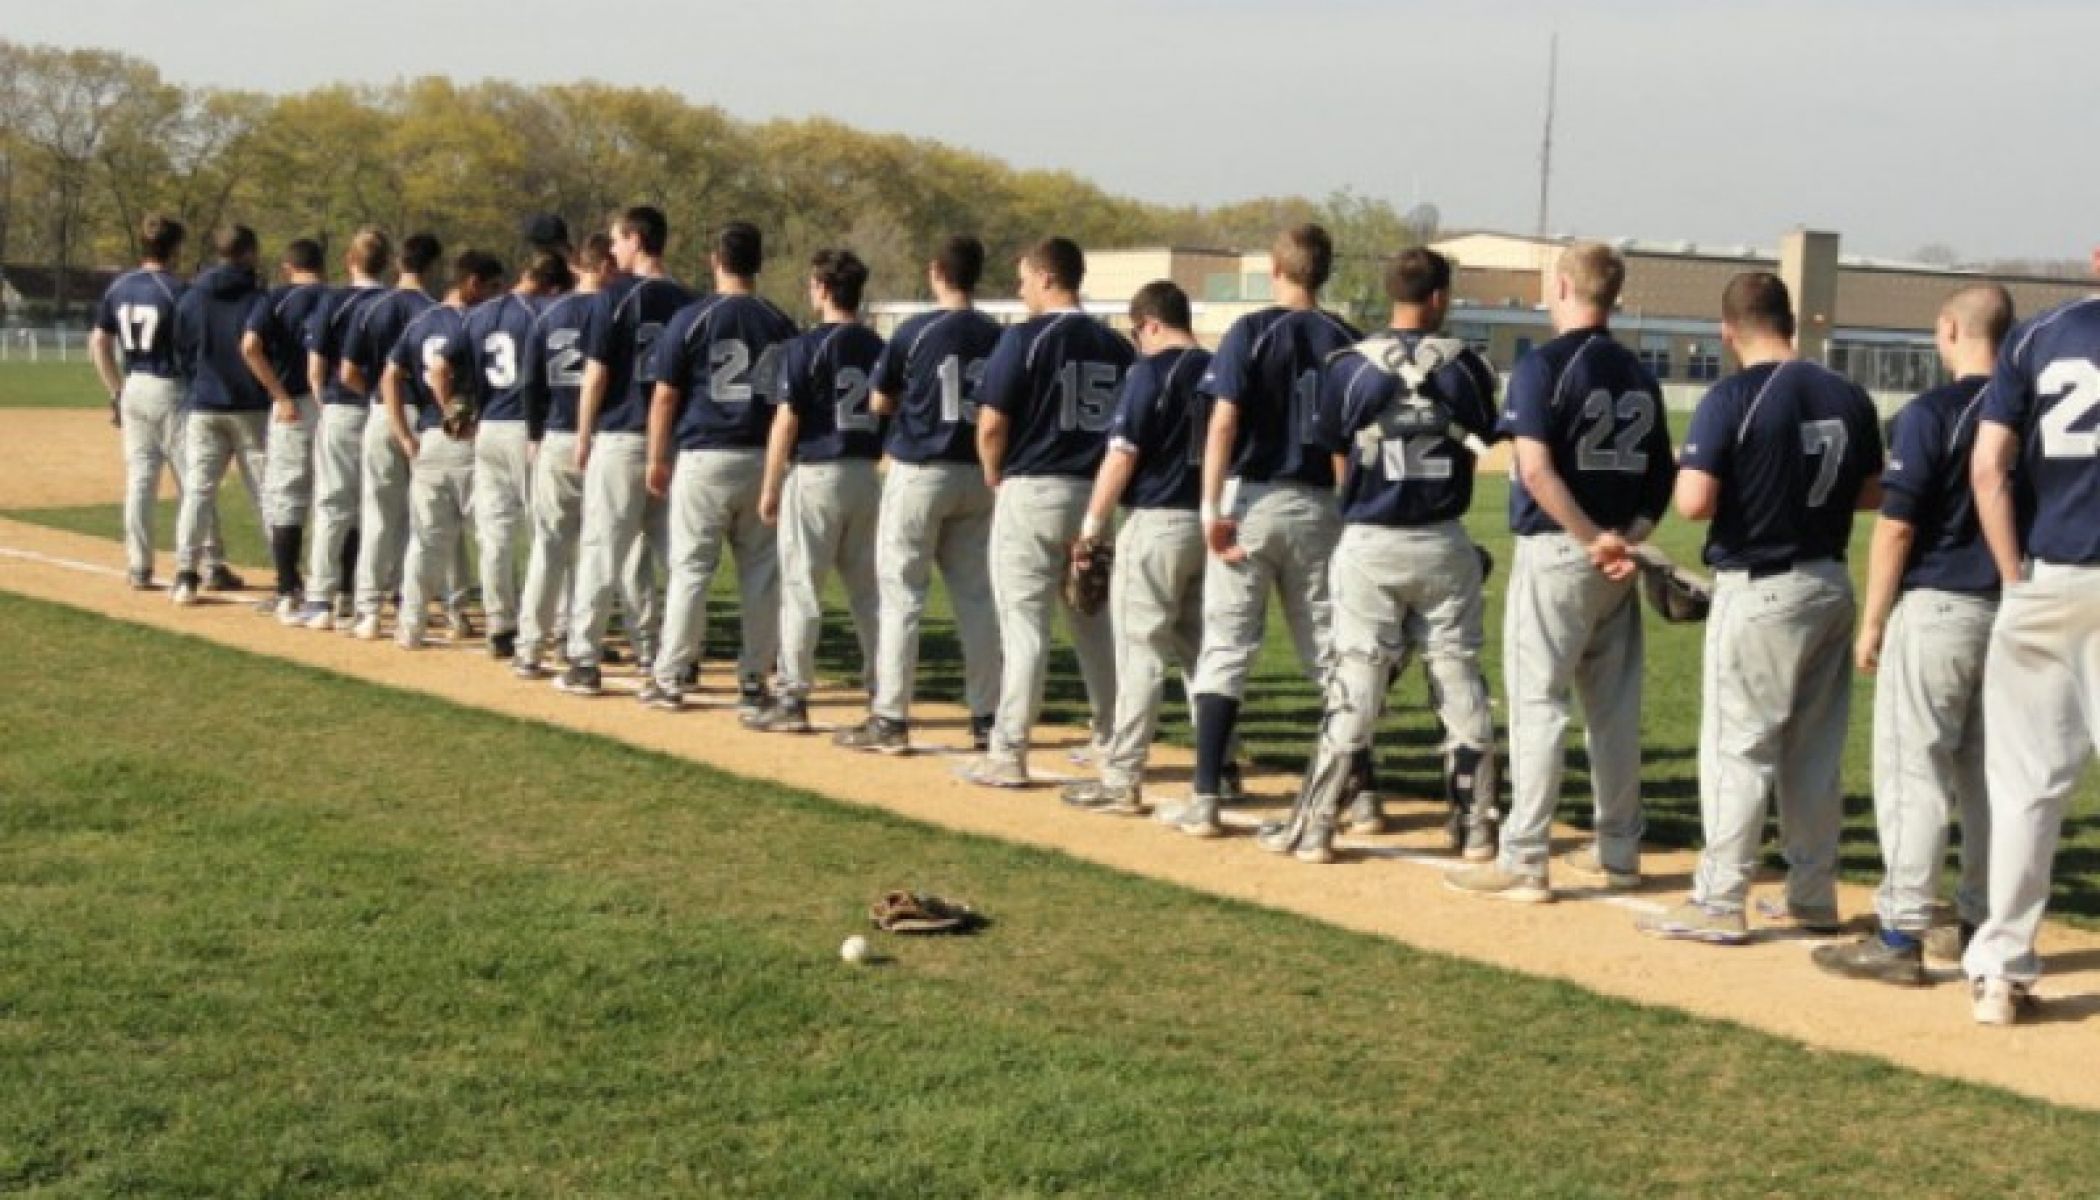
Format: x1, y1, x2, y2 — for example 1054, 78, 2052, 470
270, 526, 303, 597
1193, 693, 1240, 796
339, 528, 361, 599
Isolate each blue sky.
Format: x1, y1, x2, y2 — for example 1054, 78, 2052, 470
6, 0, 2093, 262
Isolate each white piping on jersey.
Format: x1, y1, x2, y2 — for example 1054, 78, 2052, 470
271, 281, 321, 322
1950, 381, 1992, 456
116, 268, 181, 308
803, 323, 851, 384
613, 275, 682, 330
1024, 311, 1087, 371
2005, 295, 2100, 368
530, 291, 586, 336
678, 295, 732, 348
1547, 333, 1603, 412
1735, 360, 1795, 445
1246, 307, 1355, 365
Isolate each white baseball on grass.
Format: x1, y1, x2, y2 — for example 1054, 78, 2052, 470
840, 934, 871, 964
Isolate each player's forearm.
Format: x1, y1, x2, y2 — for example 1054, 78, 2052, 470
1854, 474, 1884, 512
342, 362, 369, 397
380, 367, 414, 446
241, 334, 289, 403
1201, 402, 1237, 511
870, 388, 897, 418
1083, 449, 1136, 537
1515, 440, 1601, 543
89, 332, 123, 397
977, 412, 1008, 486
644, 385, 678, 467
762, 408, 798, 499
577, 362, 609, 442
1971, 425, 2023, 583
307, 352, 330, 401
1859, 517, 1913, 634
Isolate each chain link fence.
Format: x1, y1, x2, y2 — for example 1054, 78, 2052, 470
0, 328, 94, 364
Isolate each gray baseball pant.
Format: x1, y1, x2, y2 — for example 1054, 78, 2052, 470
305, 403, 366, 602
1500, 532, 1646, 876
1872, 588, 1994, 934
474, 420, 532, 635
397, 430, 475, 639
173, 409, 267, 576
871, 460, 1000, 726
1963, 564, 2100, 986
1192, 480, 1338, 698
118, 374, 220, 578
651, 448, 778, 691
1101, 507, 1205, 789
354, 404, 411, 618
261, 394, 320, 529
988, 474, 1118, 758
1324, 519, 1497, 787
564, 432, 667, 671
777, 459, 881, 701
1690, 560, 1855, 916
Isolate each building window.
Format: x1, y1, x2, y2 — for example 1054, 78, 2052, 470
1686, 342, 1721, 382
1638, 334, 1672, 380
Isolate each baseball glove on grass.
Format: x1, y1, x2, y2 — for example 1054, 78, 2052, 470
1064, 536, 1113, 617
441, 395, 480, 440
868, 890, 984, 934
1631, 544, 1713, 623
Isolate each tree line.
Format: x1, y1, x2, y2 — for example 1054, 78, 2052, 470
0, 40, 1437, 321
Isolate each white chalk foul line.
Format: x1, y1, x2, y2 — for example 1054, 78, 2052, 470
0, 545, 128, 580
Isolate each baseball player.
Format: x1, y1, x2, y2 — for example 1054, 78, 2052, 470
513, 234, 619, 677
89, 214, 227, 591
833, 236, 1003, 756
745, 249, 883, 732
1060, 280, 1211, 815
1639, 272, 1883, 946
239, 237, 329, 621
1812, 285, 2010, 986
293, 227, 392, 630
635, 221, 796, 711
169, 225, 272, 606
1961, 291, 2100, 1025
556, 206, 692, 695
467, 247, 572, 661
1448, 242, 1674, 903
343, 232, 441, 639
1255, 247, 1503, 863
384, 250, 506, 649
1176, 225, 1360, 836
958, 236, 1131, 788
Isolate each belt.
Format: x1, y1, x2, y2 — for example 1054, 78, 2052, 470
1746, 560, 1793, 580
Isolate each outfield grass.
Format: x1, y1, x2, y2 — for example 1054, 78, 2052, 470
0, 361, 103, 408
16, 471, 2100, 926
2, 591, 2098, 1196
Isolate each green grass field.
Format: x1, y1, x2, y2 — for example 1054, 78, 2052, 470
16, 469, 2100, 928
0, 361, 104, 408
5, 591, 2100, 1196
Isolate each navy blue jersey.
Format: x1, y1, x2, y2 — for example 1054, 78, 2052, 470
1881, 376, 1997, 596
173, 265, 268, 412
306, 283, 389, 406
1985, 296, 2100, 566
465, 292, 545, 424
1680, 360, 1884, 571
521, 290, 593, 438
979, 311, 1135, 479
1200, 306, 1362, 487
582, 274, 696, 434
1110, 346, 1211, 511
343, 287, 435, 400
1502, 327, 1676, 535
648, 292, 799, 452
780, 321, 887, 463
243, 281, 327, 399
386, 304, 473, 433
1315, 332, 1502, 528
873, 307, 1003, 465
94, 268, 187, 379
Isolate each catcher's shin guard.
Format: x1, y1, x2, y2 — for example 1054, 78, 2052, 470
1258, 648, 1387, 863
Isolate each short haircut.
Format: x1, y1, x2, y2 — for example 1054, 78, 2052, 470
1024, 236, 1085, 292
349, 226, 392, 276
140, 214, 186, 262
714, 221, 763, 278
1128, 279, 1192, 332
1558, 240, 1626, 309
401, 233, 443, 274
453, 250, 505, 286
617, 205, 669, 256
1942, 283, 2014, 345
283, 238, 325, 274
810, 248, 869, 312
526, 248, 575, 294
1272, 224, 1334, 291
213, 224, 258, 262
574, 231, 614, 274
934, 235, 986, 292
1384, 247, 1451, 304
1721, 271, 1795, 340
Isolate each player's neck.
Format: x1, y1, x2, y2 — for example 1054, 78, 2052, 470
633, 255, 666, 279
140, 259, 168, 271
349, 271, 381, 287
1148, 331, 1199, 353
714, 273, 756, 296
396, 273, 426, 294
819, 304, 857, 325
1733, 337, 1794, 369
1274, 281, 1317, 311
1387, 303, 1437, 333
1554, 306, 1608, 334
442, 289, 468, 310
1948, 353, 1995, 380
932, 284, 973, 311
1039, 289, 1081, 313
288, 271, 321, 286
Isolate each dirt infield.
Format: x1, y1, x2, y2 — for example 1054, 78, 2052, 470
6, 409, 2100, 1112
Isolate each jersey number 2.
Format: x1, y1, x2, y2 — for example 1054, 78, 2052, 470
2038, 359, 2100, 459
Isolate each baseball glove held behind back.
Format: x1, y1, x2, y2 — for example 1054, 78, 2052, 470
1631, 544, 1713, 623
1064, 536, 1113, 616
